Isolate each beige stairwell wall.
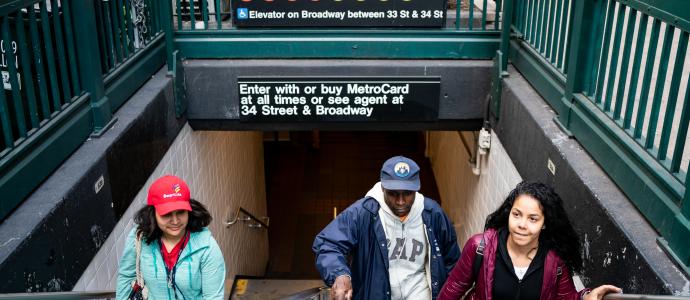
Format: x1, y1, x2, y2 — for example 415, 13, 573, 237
427, 131, 522, 247
73, 124, 268, 293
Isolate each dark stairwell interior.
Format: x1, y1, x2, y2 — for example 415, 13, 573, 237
263, 131, 441, 279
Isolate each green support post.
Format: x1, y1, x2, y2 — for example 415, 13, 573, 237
499, 0, 514, 73
667, 174, 690, 271
162, 1, 185, 117
172, 50, 187, 118
70, 0, 115, 136
162, 0, 175, 74
491, 50, 504, 119
492, 0, 513, 120
558, 0, 604, 128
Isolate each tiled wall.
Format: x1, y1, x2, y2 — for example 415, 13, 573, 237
427, 131, 522, 246
73, 124, 268, 292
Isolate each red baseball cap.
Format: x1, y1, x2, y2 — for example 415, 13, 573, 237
147, 175, 192, 215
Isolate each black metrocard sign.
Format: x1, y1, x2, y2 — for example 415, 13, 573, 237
238, 77, 440, 122
232, 0, 447, 27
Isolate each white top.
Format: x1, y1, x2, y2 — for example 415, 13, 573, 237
368, 182, 431, 300
514, 266, 529, 280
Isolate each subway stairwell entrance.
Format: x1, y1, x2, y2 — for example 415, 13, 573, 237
262, 131, 441, 279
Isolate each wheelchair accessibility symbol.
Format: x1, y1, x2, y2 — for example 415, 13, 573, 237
237, 8, 249, 19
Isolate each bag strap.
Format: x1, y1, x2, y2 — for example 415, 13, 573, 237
135, 231, 144, 285
134, 230, 148, 299
472, 236, 485, 281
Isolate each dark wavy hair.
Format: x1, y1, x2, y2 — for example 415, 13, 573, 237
485, 181, 583, 273
134, 199, 212, 244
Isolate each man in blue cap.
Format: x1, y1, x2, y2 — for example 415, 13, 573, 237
313, 155, 460, 300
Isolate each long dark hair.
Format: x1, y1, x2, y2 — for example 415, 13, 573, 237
134, 199, 212, 244
485, 181, 583, 272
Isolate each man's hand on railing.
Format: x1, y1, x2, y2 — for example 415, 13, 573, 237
331, 275, 353, 300
585, 285, 623, 300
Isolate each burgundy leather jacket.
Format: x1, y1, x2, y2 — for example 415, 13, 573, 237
438, 228, 589, 300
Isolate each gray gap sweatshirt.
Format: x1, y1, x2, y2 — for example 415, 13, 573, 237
367, 182, 432, 300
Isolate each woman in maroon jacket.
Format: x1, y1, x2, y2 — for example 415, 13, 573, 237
438, 182, 621, 300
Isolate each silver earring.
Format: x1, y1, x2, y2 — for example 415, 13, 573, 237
542, 226, 546, 230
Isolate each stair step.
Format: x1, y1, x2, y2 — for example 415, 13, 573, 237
230, 277, 325, 300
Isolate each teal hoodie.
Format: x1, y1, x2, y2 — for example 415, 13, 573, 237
116, 227, 226, 300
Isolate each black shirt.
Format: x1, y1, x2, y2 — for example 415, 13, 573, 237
492, 228, 546, 300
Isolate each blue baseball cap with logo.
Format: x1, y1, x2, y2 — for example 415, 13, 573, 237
380, 155, 420, 191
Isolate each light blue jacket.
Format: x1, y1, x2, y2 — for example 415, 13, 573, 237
116, 227, 226, 300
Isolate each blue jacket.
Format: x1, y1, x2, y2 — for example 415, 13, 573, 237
313, 196, 460, 300
116, 228, 226, 300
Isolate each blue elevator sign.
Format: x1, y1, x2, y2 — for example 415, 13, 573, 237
232, 0, 447, 27
236, 8, 249, 19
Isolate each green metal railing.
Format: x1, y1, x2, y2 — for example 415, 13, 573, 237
0, 0, 165, 221
506, 0, 690, 273
512, 0, 572, 73
95, 0, 163, 77
0, 2, 82, 156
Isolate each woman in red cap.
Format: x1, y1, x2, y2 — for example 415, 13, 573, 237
116, 175, 226, 300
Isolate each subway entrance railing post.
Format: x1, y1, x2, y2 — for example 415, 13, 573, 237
506, 0, 690, 274
163, 0, 175, 74
71, 0, 114, 136
558, 0, 606, 129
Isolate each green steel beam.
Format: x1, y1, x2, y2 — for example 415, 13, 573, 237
618, 0, 690, 32
534, 0, 544, 51
665, 218, 690, 267
71, 0, 113, 135
172, 50, 187, 118
562, 0, 608, 128
15, 12, 40, 129
594, 1, 617, 103
622, 13, 648, 130
500, 0, 515, 71
174, 30, 501, 59
2, 17, 27, 137
645, 26, 674, 149
602, 3, 626, 112
546, 0, 562, 62
657, 32, 689, 161
51, 0, 73, 104
674, 211, 690, 265
634, 18, 661, 139
491, 50, 504, 119
612, 7, 636, 119
162, 0, 175, 73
